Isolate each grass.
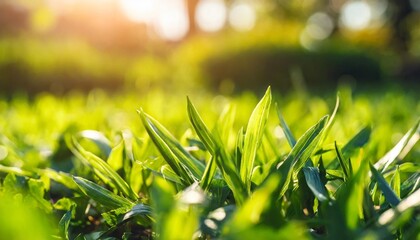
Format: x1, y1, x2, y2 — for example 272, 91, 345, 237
0, 87, 419, 239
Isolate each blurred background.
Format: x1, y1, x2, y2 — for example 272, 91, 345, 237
1, 0, 420, 96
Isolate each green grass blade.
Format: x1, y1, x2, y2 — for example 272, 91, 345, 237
186, 97, 245, 200
391, 165, 401, 198
319, 93, 340, 145
374, 119, 420, 172
328, 156, 369, 237
200, 156, 217, 191
335, 141, 350, 180
215, 148, 247, 205
187, 97, 217, 154
138, 109, 205, 186
73, 176, 133, 209
58, 204, 75, 240
289, 115, 328, 176
327, 126, 371, 169
70, 137, 138, 201
38, 168, 79, 190
370, 163, 401, 207
378, 188, 420, 226
107, 140, 124, 172
302, 167, 329, 202
215, 104, 236, 148
77, 130, 112, 157
401, 172, 420, 197
342, 126, 371, 157
276, 104, 296, 147
225, 173, 281, 232
240, 87, 272, 192
273, 115, 328, 197
0, 164, 37, 178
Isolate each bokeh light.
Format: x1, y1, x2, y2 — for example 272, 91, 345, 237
228, 1, 256, 32
153, 0, 189, 41
119, 0, 156, 24
305, 12, 334, 40
195, 0, 227, 32
340, 1, 372, 30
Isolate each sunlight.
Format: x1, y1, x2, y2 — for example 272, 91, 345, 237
340, 1, 372, 30
305, 12, 334, 40
195, 0, 227, 32
228, 1, 256, 31
153, 0, 189, 41
119, 0, 156, 23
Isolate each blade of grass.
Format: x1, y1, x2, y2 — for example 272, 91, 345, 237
378, 188, 420, 226
302, 167, 329, 202
374, 119, 420, 172
276, 104, 296, 147
370, 163, 401, 207
319, 93, 340, 146
290, 115, 328, 176
225, 173, 281, 233
391, 165, 401, 198
187, 97, 244, 195
274, 115, 328, 197
69, 137, 138, 201
138, 109, 205, 186
240, 87, 272, 192
200, 156, 217, 191
335, 141, 350, 180
187, 97, 217, 154
73, 176, 133, 209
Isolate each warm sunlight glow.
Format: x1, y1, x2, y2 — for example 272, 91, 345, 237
195, 0, 227, 32
340, 1, 372, 30
228, 1, 256, 31
305, 12, 334, 40
119, 0, 156, 23
153, 0, 189, 41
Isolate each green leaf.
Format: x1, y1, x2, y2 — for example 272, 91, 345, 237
187, 98, 220, 190
186, 98, 246, 203
319, 93, 340, 146
302, 167, 329, 202
378, 188, 420, 226
215, 104, 236, 148
107, 140, 124, 172
342, 126, 371, 156
225, 173, 281, 232
27, 178, 53, 213
240, 87, 272, 192
59, 204, 75, 240
123, 203, 153, 223
370, 164, 401, 207
401, 172, 420, 197
290, 115, 328, 176
38, 168, 79, 191
138, 109, 205, 186
277, 104, 296, 148
335, 141, 351, 180
327, 155, 370, 238
374, 119, 420, 172
77, 130, 112, 157
69, 137, 138, 201
0, 164, 37, 178
391, 165, 401, 199
327, 126, 371, 170
73, 176, 133, 209
200, 156, 217, 191
275, 115, 328, 197
187, 97, 217, 155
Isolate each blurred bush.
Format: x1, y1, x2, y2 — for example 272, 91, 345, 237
203, 46, 383, 93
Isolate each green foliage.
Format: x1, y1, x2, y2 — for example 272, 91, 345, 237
0, 87, 418, 239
